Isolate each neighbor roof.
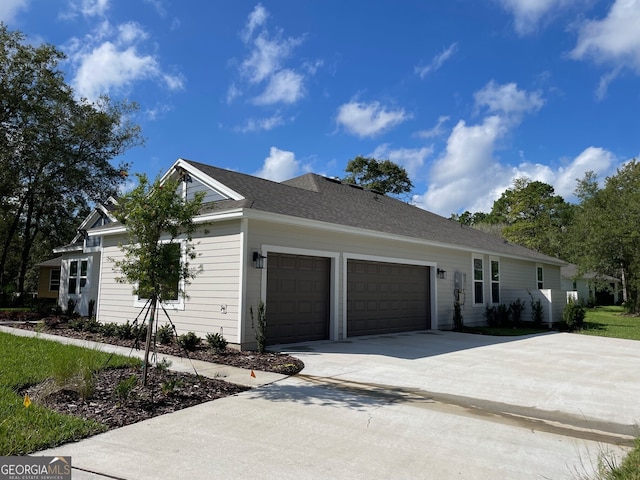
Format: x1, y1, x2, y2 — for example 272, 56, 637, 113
184, 159, 565, 266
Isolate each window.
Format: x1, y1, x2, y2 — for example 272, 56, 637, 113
537, 265, 544, 289
491, 259, 500, 304
49, 269, 60, 292
68, 260, 88, 295
473, 255, 484, 305
137, 242, 181, 303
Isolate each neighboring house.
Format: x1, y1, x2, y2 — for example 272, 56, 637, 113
55, 159, 568, 349
35, 257, 61, 300
561, 263, 620, 306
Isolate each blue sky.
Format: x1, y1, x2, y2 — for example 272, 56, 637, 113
3, 0, 639, 216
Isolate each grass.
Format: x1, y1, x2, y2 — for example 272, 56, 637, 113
0, 331, 141, 455
580, 306, 640, 341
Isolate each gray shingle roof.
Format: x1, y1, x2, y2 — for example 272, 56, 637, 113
185, 159, 565, 265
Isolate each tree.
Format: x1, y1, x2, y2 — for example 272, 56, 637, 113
342, 156, 413, 196
487, 178, 574, 258
112, 174, 205, 384
0, 24, 142, 303
570, 161, 640, 313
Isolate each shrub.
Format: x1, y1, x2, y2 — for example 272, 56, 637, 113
530, 298, 544, 325
116, 320, 134, 340
563, 299, 585, 331
206, 332, 228, 353
453, 301, 463, 331
100, 322, 119, 337
88, 299, 96, 319
157, 323, 174, 345
485, 304, 510, 327
66, 299, 77, 316
250, 301, 267, 353
178, 332, 201, 351
509, 299, 526, 325
132, 322, 147, 341
83, 317, 101, 333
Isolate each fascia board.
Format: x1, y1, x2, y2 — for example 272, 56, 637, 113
166, 158, 245, 201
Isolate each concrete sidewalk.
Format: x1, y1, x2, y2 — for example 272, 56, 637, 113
0, 325, 286, 387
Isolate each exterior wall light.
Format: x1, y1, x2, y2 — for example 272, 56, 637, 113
437, 268, 447, 280
253, 251, 266, 269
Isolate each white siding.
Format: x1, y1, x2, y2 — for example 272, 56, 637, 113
97, 221, 243, 342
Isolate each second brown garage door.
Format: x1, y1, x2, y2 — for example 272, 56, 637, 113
347, 259, 430, 337
265, 253, 330, 345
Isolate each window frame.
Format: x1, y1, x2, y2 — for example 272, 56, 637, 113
133, 240, 186, 311
472, 254, 484, 306
49, 269, 61, 292
536, 265, 544, 289
67, 259, 88, 296
490, 257, 500, 305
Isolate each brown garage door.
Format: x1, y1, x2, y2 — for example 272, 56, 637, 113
347, 259, 430, 337
265, 253, 330, 345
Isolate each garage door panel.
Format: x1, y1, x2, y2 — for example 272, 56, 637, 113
347, 259, 430, 337
266, 253, 330, 345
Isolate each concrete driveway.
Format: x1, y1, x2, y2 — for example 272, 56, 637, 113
39, 331, 640, 480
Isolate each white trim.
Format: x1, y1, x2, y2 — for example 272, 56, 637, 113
132, 240, 186, 311
490, 256, 500, 305
238, 219, 248, 345
472, 253, 485, 307
261, 244, 341, 341
536, 264, 544, 289
168, 159, 245, 201
343, 253, 438, 334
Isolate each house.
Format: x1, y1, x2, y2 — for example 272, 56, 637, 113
561, 263, 620, 306
35, 257, 62, 300
51, 198, 117, 316
54, 159, 568, 349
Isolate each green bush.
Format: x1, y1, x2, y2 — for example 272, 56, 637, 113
157, 323, 174, 345
509, 299, 526, 325
563, 299, 585, 331
250, 301, 267, 353
114, 375, 138, 405
177, 331, 201, 351
100, 322, 119, 337
453, 302, 463, 331
485, 304, 511, 327
206, 332, 228, 353
116, 320, 134, 340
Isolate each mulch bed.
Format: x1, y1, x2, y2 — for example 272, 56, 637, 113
4, 313, 304, 430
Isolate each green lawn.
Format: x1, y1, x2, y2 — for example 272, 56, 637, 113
0, 332, 140, 455
580, 306, 640, 341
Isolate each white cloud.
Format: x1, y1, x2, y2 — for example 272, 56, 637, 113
571, 0, 640, 73
241, 30, 303, 84
595, 68, 621, 101
252, 69, 304, 105
371, 144, 432, 179
549, 146, 616, 199
416, 115, 450, 139
62, 0, 110, 19
415, 43, 458, 78
0, 0, 29, 23
415, 137, 618, 216
336, 101, 410, 138
497, 0, 585, 35
67, 22, 184, 100
71, 42, 159, 99
242, 3, 268, 43
474, 80, 544, 118
235, 114, 285, 133
255, 146, 302, 181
